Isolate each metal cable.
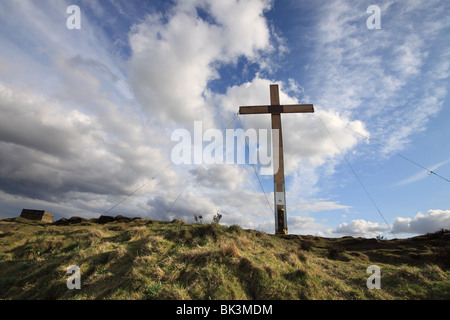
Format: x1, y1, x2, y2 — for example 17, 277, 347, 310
316, 113, 397, 238
237, 114, 274, 214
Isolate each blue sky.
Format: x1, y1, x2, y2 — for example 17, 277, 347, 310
0, 0, 449, 238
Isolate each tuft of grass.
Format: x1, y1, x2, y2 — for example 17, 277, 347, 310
144, 282, 162, 300
220, 243, 240, 258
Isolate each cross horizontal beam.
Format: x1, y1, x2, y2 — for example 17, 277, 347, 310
239, 104, 314, 115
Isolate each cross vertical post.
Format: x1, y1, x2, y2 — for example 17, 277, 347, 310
239, 84, 314, 235
270, 85, 287, 234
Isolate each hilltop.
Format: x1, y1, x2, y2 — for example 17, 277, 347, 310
0, 216, 449, 300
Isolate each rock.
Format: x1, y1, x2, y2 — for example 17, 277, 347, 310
114, 215, 133, 223
98, 215, 116, 224
53, 218, 69, 226
54, 215, 143, 225
20, 209, 54, 223
53, 216, 88, 225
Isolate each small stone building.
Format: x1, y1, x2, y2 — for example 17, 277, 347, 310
20, 209, 54, 223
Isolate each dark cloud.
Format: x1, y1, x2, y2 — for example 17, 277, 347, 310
0, 83, 173, 206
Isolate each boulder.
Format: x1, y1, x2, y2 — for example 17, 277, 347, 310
20, 209, 54, 223
98, 215, 116, 224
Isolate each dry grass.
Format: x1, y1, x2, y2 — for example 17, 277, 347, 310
0, 217, 449, 300
220, 243, 241, 258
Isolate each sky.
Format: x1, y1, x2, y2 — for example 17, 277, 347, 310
0, 0, 449, 238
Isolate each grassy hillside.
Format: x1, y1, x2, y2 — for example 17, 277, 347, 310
0, 216, 449, 300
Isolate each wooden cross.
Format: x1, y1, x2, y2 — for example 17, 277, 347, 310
239, 84, 314, 234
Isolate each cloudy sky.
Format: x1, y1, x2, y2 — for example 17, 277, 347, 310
0, 0, 449, 238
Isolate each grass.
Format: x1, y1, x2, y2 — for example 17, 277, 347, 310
0, 217, 449, 300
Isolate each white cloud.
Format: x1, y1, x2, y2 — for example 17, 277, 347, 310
329, 210, 450, 238
0, 0, 283, 224
128, 0, 273, 128
392, 34, 424, 76
189, 164, 245, 191
293, 199, 351, 213
306, 0, 449, 154
288, 215, 326, 235
212, 77, 369, 173
283, 109, 369, 171
0, 0, 448, 240
332, 219, 389, 238
392, 210, 450, 235
206, 77, 371, 214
